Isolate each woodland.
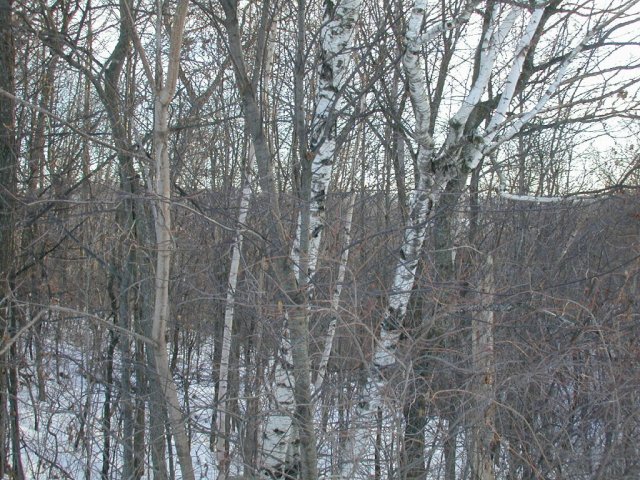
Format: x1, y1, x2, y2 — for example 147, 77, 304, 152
0, 0, 639, 479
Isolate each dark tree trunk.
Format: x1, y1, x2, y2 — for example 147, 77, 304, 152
0, 0, 16, 476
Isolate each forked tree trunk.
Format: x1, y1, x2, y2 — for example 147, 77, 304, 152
148, 1, 194, 479
341, 2, 480, 477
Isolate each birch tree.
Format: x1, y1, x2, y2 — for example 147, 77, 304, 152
216, 2, 316, 477
217, 15, 278, 476
1, 0, 639, 477
291, 0, 363, 286
344, 0, 640, 477
216, 0, 364, 477
216, 144, 255, 479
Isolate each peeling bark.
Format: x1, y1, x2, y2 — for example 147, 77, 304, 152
292, 0, 363, 286
219, 3, 319, 478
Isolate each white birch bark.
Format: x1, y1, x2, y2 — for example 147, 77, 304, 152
462, 7, 545, 170
446, 4, 518, 146
374, 0, 493, 369
314, 92, 364, 393
314, 190, 356, 392
341, 2, 494, 477
261, 2, 364, 476
216, 144, 254, 479
219, 16, 278, 478
344, 1, 637, 478
466, 3, 636, 187
217, 2, 312, 476
260, 327, 296, 479
372, 0, 433, 370
486, 8, 545, 134
291, 0, 363, 285
369, 4, 536, 319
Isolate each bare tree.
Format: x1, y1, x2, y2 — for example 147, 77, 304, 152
0, 0, 20, 476
1, 0, 639, 478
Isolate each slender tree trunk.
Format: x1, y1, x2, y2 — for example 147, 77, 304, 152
147, 353, 169, 480
217, 8, 277, 466
8, 304, 24, 479
444, 414, 458, 480
283, 2, 366, 476
0, 0, 16, 475
402, 389, 427, 480
218, 4, 307, 479
120, 250, 137, 479
243, 261, 268, 477
220, 0, 363, 476
134, 339, 146, 479
102, 278, 119, 480
313, 190, 355, 392
25, 45, 58, 405
96, 2, 149, 473
216, 146, 252, 478
148, 2, 194, 479
291, 0, 363, 285
470, 255, 497, 480
314, 92, 361, 394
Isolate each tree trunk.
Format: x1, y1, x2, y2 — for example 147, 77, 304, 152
148, 2, 194, 479
291, 0, 363, 285
444, 414, 458, 480
119, 250, 137, 480
0, 0, 16, 475
402, 389, 427, 480
218, 2, 325, 477
470, 255, 497, 480
343, 3, 479, 476
217, 12, 276, 463
134, 339, 146, 479
313, 191, 355, 392
96, 3, 148, 473
8, 303, 24, 479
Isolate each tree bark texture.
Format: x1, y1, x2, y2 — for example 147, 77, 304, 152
149, 2, 195, 479
217, 12, 277, 471
0, 0, 16, 476
471, 255, 497, 480
216, 145, 254, 479
291, 0, 363, 285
